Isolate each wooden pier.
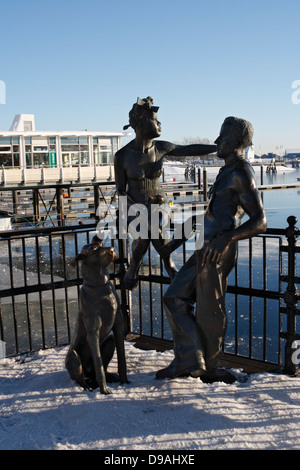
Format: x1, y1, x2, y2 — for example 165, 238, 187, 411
0, 179, 300, 228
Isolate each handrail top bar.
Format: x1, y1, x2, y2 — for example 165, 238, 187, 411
0, 181, 116, 191
0, 224, 296, 239
0, 223, 98, 238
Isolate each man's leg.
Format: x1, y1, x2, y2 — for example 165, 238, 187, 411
156, 253, 206, 379
196, 243, 237, 383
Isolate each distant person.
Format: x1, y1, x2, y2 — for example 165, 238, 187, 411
156, 116, 267, 384
114, 97, 216, 290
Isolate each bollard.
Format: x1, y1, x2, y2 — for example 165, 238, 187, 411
203, 168, 208, 201
94, 185, 100, 221
60, 166, 64, 183
12, 190, 18, 214
33, 189, 40, 223
260, 165, 264, 185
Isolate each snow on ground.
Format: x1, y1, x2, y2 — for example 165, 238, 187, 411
1, 342, 300, 451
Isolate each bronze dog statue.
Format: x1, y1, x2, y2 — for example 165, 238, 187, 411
65, 236, 129, 394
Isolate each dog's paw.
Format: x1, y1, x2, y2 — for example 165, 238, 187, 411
106, 372, 120, 383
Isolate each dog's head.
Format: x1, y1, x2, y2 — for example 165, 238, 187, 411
70, 235, 117, 269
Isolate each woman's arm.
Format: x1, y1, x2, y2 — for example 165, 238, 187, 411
156, 140, 216, 158
114, 150, 136, 206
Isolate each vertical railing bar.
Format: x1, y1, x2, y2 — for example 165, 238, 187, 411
263, 237, 267, 362
278, 236, 283, 365
249, 238, 253, 358
138, 280, 143, 335
35, 235, 45, 349
8, 238, 18, 354
0, 240, 4, 342
74, 231, 80, 300
159, 246, 165, 338
183, 236, 186, 265
49, 233, 58, 346
160, 279, 165, 340
22, 237, 32, 352
263, 237, 267, 291
61, 232, 71, 342
148, 244, 153, 337
0, 298, 3, 343
234, 248, 239, 355
249, 238, 253, 289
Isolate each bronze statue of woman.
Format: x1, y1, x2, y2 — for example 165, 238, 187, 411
114, 97, 216, 290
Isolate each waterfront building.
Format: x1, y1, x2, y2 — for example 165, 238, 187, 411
0, 114, 130, 170
285, 149, 300, 159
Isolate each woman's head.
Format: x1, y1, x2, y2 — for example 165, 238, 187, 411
124, 97, 161, 138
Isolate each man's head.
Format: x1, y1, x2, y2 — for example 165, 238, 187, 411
123, 97, 161, 138
215, 117, 253, 159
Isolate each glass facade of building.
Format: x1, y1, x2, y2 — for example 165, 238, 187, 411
0, 136, 20, 167
25, 136, 56, 168
0, 133, 126, 169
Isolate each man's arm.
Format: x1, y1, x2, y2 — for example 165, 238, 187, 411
201, 169, 267, 266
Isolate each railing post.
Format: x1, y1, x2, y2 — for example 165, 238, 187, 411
283, 216, 300, 375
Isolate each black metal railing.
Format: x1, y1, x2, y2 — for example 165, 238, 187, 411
0, 223, 121, 356
0, 216, 299, 375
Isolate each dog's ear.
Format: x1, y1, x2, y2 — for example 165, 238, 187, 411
70, 252, 88, 269
92, 235, 103, 245
70, 258, 78, 269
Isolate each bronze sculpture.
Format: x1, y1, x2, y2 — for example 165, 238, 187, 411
114, 97, 216, 290
156, 117, 267, 384
65, 236, 129, 394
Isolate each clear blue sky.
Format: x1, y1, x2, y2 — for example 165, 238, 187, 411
1, 0, 300, 154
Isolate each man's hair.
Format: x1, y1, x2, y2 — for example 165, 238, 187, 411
223, 116, 253, 149
123, 97, 158, 130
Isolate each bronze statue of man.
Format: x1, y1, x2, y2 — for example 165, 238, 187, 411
114, 97, 216, 290
156, 116, 267, 384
